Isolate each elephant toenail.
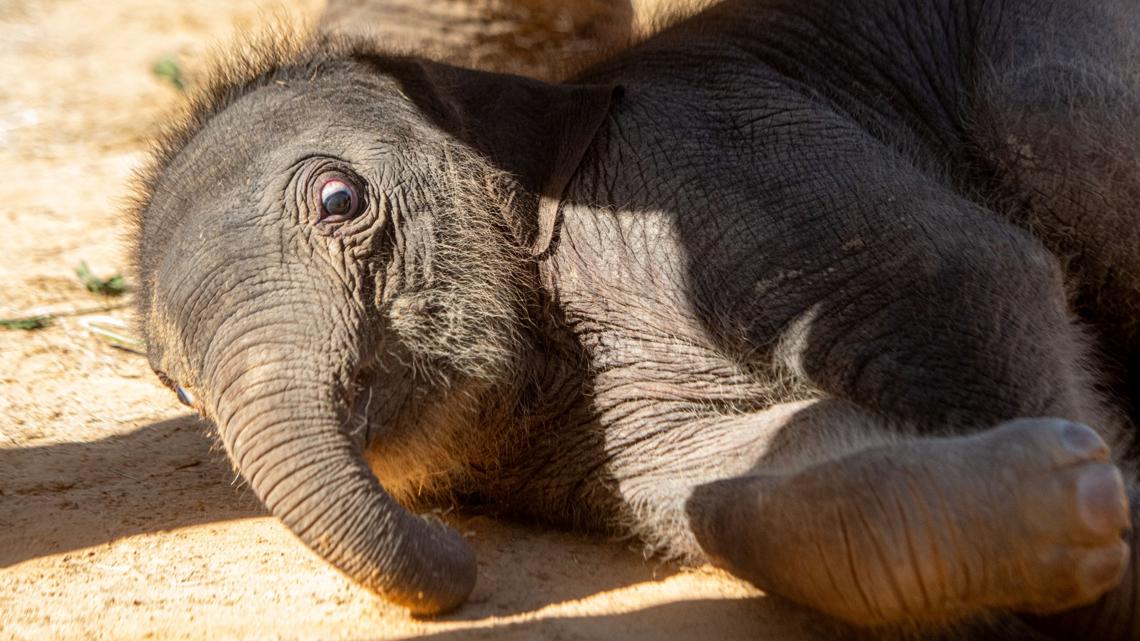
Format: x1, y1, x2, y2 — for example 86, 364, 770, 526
1078, 465, 1127, 533
1077, 541, 1129, 594
1061, 422, 1107, 458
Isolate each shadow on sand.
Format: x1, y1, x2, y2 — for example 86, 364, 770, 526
0, 414, 260, 568
0, 414, 706, 619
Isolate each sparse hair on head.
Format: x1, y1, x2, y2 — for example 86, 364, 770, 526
126, 21, 420, 329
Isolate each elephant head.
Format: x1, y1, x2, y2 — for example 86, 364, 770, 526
132, 35, 615, 614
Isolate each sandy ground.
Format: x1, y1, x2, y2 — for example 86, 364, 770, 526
0, 2, 842, 639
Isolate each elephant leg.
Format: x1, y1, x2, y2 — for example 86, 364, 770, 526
1019, 486, 1140, 641
596, 195, 1133, 631
566, 394, 1127, 632
966, 11, 1140, 631
685, 411, 1132, 630
740, 190, 1138, 634
968, 0, 1140, 438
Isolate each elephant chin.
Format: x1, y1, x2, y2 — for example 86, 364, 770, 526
212, 364, 476, 615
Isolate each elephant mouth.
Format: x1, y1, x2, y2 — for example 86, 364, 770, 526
348, 355, 513, 510
345, 378, 379, 447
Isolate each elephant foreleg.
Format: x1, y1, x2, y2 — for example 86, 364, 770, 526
588, 399, 1134, 633
968, 0, 1140, 437
688, 413, 1130, 628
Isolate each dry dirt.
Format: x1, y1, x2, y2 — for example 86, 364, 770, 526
0, 2, 839, 639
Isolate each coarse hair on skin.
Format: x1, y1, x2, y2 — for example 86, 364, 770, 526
363, 140, 539, 506
386, 142, 532, 386
125, 20, 421, 332
125, 20, 545, 507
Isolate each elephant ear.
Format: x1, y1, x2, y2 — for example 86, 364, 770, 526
409, 60, 620, 256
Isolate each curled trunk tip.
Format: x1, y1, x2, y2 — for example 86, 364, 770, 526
218, 380, 476, 615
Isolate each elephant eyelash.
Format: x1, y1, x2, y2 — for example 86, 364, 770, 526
154, 369, 175, 389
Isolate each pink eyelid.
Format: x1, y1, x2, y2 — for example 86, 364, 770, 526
320, 179, 353, 202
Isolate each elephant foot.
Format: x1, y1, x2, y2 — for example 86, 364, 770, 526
1021, 489, 1138, 641
695, 419, 1131, 627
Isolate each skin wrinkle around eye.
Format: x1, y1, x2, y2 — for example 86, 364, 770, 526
277, 160, 375, 340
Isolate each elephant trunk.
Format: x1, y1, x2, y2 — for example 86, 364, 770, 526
209, 343, 476, 615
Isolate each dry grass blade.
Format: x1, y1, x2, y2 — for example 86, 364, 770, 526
79, 316, 146, 355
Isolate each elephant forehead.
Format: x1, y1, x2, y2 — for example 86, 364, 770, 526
160, 88, 320, 190
149, 73, 433, 220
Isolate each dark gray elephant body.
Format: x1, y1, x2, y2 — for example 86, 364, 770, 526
134, 0, 1140, 638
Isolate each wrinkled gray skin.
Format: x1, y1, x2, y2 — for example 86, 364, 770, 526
134, 0, 1140, 638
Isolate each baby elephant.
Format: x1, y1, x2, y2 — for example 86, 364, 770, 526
132, 0, 1140, 638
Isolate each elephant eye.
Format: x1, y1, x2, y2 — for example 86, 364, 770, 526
175, 385, 196, 408
318, 178, 361, 222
